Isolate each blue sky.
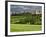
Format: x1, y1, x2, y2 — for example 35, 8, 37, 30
10, 5, 42, 13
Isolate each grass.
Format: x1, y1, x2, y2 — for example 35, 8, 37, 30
10, 24, 42, 32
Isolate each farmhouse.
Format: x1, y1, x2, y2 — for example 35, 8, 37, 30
31, 10, 41, 14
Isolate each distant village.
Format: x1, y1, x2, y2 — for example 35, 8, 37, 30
11, 10, 42, 15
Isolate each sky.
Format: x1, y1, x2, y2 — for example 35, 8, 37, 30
10, 5, 42, 14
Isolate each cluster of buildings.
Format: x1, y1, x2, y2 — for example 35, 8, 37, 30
10, 10, 42, 15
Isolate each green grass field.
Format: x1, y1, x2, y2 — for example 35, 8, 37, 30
10, 14, 42, 32
10, 24, 42, 32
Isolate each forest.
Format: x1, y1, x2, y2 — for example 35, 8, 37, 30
11, 12, 41, 25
